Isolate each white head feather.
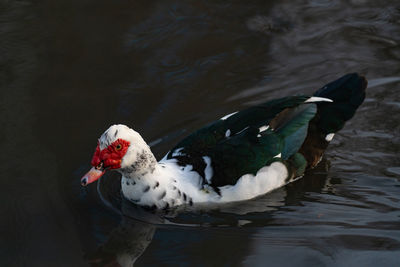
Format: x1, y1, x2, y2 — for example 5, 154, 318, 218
99, 124, 157, 176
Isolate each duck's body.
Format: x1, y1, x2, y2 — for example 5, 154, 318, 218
120, 155, 288, 209
81, 73, 367, 209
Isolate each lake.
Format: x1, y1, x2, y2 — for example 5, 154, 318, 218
1, 0, 399, 266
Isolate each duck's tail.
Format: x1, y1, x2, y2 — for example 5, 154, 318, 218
299, 73, 367, 168
313, 73, 367, 135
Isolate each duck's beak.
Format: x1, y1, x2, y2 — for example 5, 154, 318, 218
81, 167, 105, 186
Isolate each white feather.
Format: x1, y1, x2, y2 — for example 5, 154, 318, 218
99, 124, 133, 150
171, 147, 185, 157
220, 111, 238, 120
304, 96, 333, 103
219, 162, 288, 202
202, 156, 214, 184
325, 133, 335, 142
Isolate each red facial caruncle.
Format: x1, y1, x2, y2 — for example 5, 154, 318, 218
81, 138, 130, 186
91, 139, 130, 170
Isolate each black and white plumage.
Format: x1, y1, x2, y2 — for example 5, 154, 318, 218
81, 73, 367, 209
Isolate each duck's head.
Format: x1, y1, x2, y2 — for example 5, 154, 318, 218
81, 124, 155, 186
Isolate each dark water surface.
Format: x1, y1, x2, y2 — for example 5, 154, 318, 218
1, 0, 400, 266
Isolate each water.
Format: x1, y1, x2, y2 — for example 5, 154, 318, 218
1, 0, 399, 266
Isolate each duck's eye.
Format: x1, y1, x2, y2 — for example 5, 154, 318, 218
96, 162, 103, 170
115, 144, 122, 151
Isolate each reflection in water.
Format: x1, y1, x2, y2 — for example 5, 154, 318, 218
86, 218, 155, 267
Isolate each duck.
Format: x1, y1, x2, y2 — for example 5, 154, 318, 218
81, 73, 367, 210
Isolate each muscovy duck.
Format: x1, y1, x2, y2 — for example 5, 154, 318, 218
81, 73, 367, 209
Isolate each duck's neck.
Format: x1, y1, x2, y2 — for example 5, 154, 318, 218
119, 162, 190, 209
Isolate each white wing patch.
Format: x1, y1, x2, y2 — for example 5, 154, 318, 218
171, 147, 185, 157
220, 111, 238, 120
225, 129, 231, 137
259, 125, 269, 132
305, 96, 333, 103
325, 133, 335, 142
202, 156, 214, 184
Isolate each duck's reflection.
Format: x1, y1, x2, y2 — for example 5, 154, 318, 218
87, 217, 155, 267
83, 173, 159, 266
